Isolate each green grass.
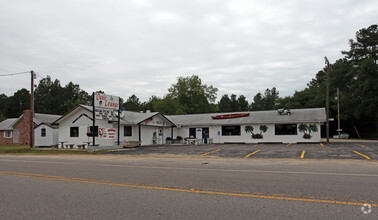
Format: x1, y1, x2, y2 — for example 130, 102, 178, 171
0, 145, 101, 155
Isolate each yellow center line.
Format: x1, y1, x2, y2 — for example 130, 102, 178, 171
353, 151, 371, 160
300, 150, 306, 159
0, 171, 376, 207
245, 150, 261, 158
355, 144, 366, 148
200, 149, 221, 156
320, 143, 324, 147
287, 143, 292, 147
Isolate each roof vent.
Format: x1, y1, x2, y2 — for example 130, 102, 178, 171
277, 109, 291, 115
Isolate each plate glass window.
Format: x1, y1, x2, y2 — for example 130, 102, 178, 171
275, 124, 297, 135
222, 125, 241, 136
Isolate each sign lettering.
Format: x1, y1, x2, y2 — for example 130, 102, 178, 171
94, 93, 119, 110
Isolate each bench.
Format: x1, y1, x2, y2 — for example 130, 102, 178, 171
77, 144, 86, 149
64, 144, 74, 149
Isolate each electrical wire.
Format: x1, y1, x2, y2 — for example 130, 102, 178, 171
0, 71, 30, 77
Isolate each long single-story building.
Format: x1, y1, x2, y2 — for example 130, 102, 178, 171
168, 108, 326, 144
54, 105, 326, 148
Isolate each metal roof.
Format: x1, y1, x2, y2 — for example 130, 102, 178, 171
62, 105, 175, 126
34, 113, 61, 126
0, 118, 17, 130
166, 108, 326, 126
54, 105, 326, 128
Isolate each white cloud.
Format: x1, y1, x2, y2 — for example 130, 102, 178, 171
0, 0, 377, 104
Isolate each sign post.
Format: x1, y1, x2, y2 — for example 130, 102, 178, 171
93, 92, 120, 146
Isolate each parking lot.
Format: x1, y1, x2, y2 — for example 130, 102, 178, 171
107, 142, 378, 160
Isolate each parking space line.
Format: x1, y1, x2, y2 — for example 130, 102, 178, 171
287, 143, 292, 147
245, 150, 261, 158
355, 144, 366, 148
353, 151, 371, 160
300, 150, 306, 159
200, 149, 221, 156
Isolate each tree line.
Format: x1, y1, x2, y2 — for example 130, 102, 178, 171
0, 24, 376, 137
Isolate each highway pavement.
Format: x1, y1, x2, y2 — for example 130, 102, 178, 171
0, 154, 377, 219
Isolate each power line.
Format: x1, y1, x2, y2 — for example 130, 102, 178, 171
0, 71, 30, 77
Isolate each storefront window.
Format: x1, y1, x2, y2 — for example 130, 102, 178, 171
222, 126, 241, 136
275, 124, 297, 135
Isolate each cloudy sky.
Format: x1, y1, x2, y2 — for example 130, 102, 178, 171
0, 0, 376, 102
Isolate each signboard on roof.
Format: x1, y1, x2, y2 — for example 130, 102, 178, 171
94, 93, 119, 110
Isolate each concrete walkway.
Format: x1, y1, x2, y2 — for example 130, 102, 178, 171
321, 138, 378, 143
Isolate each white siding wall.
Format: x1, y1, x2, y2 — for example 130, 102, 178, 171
174, 123, 321, 144
35, 125, 58, 147
58, 109, 117, 148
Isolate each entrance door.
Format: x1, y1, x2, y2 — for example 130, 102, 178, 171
196, 128, 202, 140
202, 128, 209, 139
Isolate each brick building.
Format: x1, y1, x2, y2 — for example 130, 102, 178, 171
0, 110, 60, 146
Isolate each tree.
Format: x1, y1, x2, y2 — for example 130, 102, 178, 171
5, 89, 30, 117
152, 95, 185, 115
250, 87, 280, 111
238, 95, 249, 111
342, 24, 377, 64
34, 76, 64, 114
0, 93, 8, 117
250, 92, 263, 111
217, 94, 232, 112
34, 76, 90, 115
123, 94, 141, 112
60, 82, 90, 113
167, 75, 218, 114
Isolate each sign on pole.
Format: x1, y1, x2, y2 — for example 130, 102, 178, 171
94, 93, 120, 110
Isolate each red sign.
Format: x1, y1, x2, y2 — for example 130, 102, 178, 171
98, 128, 117, 139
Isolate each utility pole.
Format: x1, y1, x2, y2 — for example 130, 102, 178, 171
337, 88, 341, 138
324, 57, 330, 143
30, 70, 35, 148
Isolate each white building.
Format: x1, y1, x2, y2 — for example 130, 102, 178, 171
54, 105, 326, 148
167, 108, 326, 144
54, 105, 175, 148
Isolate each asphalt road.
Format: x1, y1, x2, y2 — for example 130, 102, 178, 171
107, 142, 378, 160
0, 155, 377, 219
